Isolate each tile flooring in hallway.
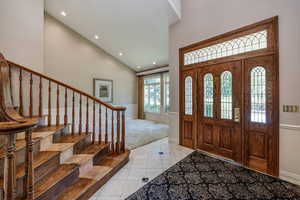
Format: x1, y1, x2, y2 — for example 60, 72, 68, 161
90, 138, 194, 200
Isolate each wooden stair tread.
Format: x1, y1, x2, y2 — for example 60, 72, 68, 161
96, 150, 130, 167
34, 164, 78, 198
64, 154, 94, 165
81, 143, 109, 155
56, 178, 95, 200
34, 125, 66, 132
45, 143, 74, 152
17, 130, 55, 140
58, 133, 90, 143
80, 166, 111, 180
32, 131, 54, 139
16, 151, 60, 179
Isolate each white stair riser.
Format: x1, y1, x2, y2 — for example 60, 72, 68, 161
79, 159, 94, 176
40, 135, 54, 151
60, 147, 74, 164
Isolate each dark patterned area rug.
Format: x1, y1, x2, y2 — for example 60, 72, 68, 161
126, 151, 300, 200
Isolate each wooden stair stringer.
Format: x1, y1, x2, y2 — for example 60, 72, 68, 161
56, 150, 130, 200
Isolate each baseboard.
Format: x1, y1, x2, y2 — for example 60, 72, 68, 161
280, 170, 300, 186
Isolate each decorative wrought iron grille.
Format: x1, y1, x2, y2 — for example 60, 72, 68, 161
221, 71, 233, 119
204, 73, 214, 117
184, 76, 193, 115
250, 66, 266, 123
184, 30, 268, 65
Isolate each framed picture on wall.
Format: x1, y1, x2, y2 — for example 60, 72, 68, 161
93, 78, 113, 103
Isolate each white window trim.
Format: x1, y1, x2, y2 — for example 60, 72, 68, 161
143, 72, 170, 114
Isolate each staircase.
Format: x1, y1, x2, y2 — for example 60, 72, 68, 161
0, 53, 130, 200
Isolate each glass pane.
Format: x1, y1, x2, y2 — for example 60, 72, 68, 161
250, 66, 266, 123
204, 73, 214, 117
164, 73, 170, 112
144, 75, 161, 112
185, 76, 193, 115
184, 30, 268, 65
221, 71, 232, 119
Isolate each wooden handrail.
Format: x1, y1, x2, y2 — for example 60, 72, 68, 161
0, 119, 37, 132
8, 61, 126, 111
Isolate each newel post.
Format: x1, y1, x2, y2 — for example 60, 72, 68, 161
3, 132, 17, 200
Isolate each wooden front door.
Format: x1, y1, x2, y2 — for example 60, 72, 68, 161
179, 17, 279, 176
197, 61, 243, 162
244, 55, 278, 175
181, 71, 197, 148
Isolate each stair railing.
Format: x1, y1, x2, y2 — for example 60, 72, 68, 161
7, 60, 127, 154
0, 51, 127, 199
0, 53, 38, 200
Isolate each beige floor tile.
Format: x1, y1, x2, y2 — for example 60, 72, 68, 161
90, 137, 192, 200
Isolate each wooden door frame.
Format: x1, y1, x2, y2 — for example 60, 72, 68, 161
179, 16, 279, 176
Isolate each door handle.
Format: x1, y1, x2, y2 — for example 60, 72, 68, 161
234, 108, 240, 122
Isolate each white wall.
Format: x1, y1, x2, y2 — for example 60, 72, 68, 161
280, 125, 300, 185
0, 0, 44, 72
44, 15, 137, 107
169, 0, 300, 183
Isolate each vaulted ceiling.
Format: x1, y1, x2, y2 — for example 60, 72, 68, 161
45, 0, 180, 71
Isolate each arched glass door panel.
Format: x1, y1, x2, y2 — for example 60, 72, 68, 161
204, 73, 214, 117
221, 71, 233, 119
250, 66, 266, 123
185, 76, 193, 115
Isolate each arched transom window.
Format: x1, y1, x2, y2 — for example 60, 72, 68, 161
204, 73, 214, 117
221, 71, 233, 119
184, 30, 267, 65
185, 76, 193, 115
250, 66, 266, 123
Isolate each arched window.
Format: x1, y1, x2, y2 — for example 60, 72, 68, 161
204, 73, 214, 117
250, 66, 266, 123
221, 71, 232, 119
185, 76, 193, 115
184, 30, 268, 65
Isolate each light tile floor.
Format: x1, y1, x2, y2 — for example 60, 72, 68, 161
90, 137, 194, 200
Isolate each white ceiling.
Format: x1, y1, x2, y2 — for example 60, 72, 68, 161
45, 0, 179, 71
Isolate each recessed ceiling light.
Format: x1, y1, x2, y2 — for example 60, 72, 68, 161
153, 62, 157, 65
137, 66, 141, 69
61, 11, 67, 16
119, 52, 123, 56
94, 35, 99, 40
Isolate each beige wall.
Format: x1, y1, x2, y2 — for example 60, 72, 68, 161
169, 0, 300, 184
0, 0, 44, 72
169, 0, 300, 125
44, 15, 137, 106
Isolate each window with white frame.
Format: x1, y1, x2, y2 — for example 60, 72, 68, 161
163, 73, 170, 112
143, 73, 170, 113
